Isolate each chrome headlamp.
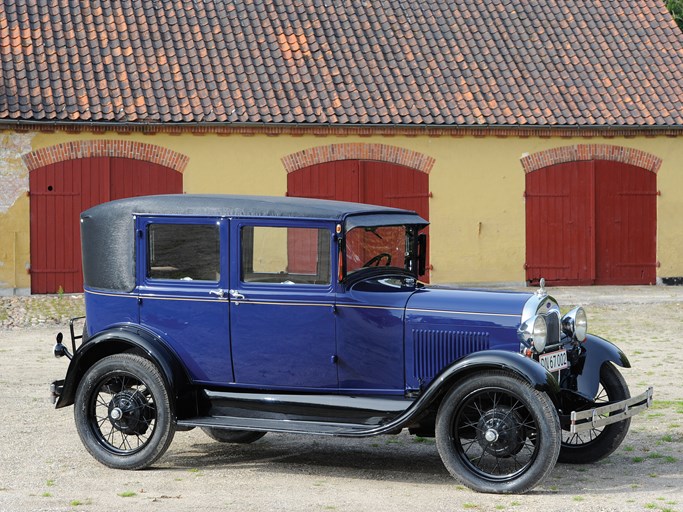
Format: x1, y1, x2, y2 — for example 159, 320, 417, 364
562, 307, 588, 342
519, 314, 548, 353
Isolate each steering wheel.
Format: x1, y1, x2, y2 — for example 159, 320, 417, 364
363, 252, 392, 267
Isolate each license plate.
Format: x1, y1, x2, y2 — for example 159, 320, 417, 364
539, 349, 568, 372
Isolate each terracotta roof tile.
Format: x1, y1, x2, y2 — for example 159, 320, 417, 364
1, 0, 682, 126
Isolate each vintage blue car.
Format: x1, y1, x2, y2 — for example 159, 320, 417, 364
51, 194, 652, 494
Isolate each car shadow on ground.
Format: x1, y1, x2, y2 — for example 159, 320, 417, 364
159, 430, 682, 495
165, 432, 451, 484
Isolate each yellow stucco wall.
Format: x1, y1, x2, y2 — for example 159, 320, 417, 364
1, 129, 681, 293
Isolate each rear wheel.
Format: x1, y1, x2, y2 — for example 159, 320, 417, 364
202, 428, 266, 444
435, 371, 561, 494
74, 354, 175, 469
559, 362, 630, 463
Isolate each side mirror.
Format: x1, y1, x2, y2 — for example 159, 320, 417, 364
417, 233, 427, 276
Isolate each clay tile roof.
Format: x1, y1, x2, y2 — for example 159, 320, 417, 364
0, 0, 682, 127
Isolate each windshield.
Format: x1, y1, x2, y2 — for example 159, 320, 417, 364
346, 225, 412, 274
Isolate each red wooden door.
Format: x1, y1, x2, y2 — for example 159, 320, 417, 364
287, 160, 430, 278
525, 160, 656, 285
594, 162, 657, 284
30, 157, 182, 293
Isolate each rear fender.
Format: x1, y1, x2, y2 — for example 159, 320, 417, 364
55, 325, 193, 413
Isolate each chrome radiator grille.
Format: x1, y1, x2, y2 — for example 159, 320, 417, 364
545, 310, 561, 346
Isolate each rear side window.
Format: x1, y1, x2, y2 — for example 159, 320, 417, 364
241, 226, 330, 285
148, 224, 220, 281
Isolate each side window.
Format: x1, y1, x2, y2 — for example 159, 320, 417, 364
241, 226, 330, 285
148, 224, 220, 281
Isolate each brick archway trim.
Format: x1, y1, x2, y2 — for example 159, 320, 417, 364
521, 144, 662, 174
281, 143, 435, 174
22, 140, 189, 173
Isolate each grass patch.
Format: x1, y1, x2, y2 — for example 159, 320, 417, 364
118, 491, 137, 497
42, 492, 52, 497
573, 496, 584, 502
71, 498, 92, 507
463, 504, 479, 510
413, 436, 435, 444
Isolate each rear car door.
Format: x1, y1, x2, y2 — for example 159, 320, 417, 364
137, 216, 233, 384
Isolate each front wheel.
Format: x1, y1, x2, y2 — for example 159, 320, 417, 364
559, 362, 631, 464
435, 371, 561, 494
74, 354, 175, 469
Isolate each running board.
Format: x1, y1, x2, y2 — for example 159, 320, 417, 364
177, 415, 379, 436
177, 390, 415, 436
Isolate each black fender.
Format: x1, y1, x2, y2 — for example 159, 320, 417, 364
572, 333, 630, 400
423, 349, 561, 403
55, 324, 193, 413
352, 350, 561, 436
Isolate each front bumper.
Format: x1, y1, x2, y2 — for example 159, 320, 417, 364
569, 387, 653, 434
50, 379, 65, 405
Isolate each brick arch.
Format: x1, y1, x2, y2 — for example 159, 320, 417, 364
281, 143, 435, 174
22, 140, 189, 173
520, 144, 662, 174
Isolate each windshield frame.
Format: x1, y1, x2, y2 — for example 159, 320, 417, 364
341, 223, 422, 282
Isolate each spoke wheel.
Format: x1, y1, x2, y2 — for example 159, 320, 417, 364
202, 428, 267, 444
436, 371, 560, 494
559, 362, 630, 464
74, 354, 175, 469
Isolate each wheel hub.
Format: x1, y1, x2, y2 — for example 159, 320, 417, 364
484, 428, 499, 443
476, 406, 526, 458
107, 389, 153, 436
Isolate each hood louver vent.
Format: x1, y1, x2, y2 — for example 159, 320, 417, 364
412, 329, 490, 385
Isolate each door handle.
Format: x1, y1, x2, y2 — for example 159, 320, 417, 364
209, 289, 227, 298
228, 289, 245, 300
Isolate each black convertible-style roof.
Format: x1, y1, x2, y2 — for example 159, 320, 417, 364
83, 194, 417, 220
81, 194, 427, 292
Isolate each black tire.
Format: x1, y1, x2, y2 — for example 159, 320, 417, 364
559, 362, 630, 464
435, 370, 561, 494
202, 428, 266, 444
74, 354, 176, 470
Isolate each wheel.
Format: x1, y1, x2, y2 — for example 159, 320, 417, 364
74, 354, 175, 469
363, 252, 392, 267
435, 371, 561, 494
559, 362, 631, 464
202, 427, 266, 444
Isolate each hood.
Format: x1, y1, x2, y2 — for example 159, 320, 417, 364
407, 286, 533, 318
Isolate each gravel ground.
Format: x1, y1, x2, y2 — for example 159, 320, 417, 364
0, 287, 681, 512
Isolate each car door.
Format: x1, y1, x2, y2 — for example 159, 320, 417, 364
228, 219, 337, 390
137, 216, 233, 385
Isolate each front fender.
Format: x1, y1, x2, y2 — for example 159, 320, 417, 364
572, 333, 630, 400
55, 325, 191, 410
342, 350, 560, 436
427, 350, 561, 400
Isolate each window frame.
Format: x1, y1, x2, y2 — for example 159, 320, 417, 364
137, 215, 227, 290
233, 219, 335, 291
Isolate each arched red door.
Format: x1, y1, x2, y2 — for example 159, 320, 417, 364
525, 160, 657, 285
287, 160, 430, 278
29, 157, 182, 293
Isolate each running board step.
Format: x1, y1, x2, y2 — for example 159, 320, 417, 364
177, 415, 379, 436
